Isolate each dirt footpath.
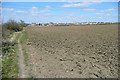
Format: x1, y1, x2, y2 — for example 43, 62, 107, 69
25, 24, 118, 78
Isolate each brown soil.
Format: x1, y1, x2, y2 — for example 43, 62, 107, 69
25, 24, 118, 78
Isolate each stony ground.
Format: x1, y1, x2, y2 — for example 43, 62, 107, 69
25, 24, 118, 78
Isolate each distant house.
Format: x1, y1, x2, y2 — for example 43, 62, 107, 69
31, 23, 36, 26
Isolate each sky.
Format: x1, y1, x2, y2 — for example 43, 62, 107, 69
3, 0, 120, 2
2, 2, 118, 23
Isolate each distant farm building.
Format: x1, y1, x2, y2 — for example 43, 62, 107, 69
31, 23, 37, 26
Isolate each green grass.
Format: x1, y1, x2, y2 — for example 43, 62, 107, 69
20, 31, 28, 44
19, 31, 29, 65
2, 42, 19, 78
19, 31, 30, 77
14, 33, 21, 42
2, 33, 20, 78
0, 54, 2, 79
2, 31, 29, 78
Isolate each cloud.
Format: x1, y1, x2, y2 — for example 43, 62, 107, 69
30, 6, 51, 13
61, 14, 84, 18
3, 8, 14, 11
60, 2, 101, 7
101, 8, 117, 12
30, 6, 50, 16
45, 6, 51, 8
31, 6, 38, 10
98, 17, 102, 19
95, 13, 111, 16
82, 8, 96, 11
16, 10, 25, 13
35, 14, 86, 23
3, 13, 16, 16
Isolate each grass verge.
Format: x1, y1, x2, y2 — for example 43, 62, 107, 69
2, 41, 19, 78
19, 31, 30, 77
20, 31, 28, 44
2, 31, 30, 78
20, 31, 28, 65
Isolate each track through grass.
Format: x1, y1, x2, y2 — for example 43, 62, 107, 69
2, 32, 19, 78
2, 31, 29, 78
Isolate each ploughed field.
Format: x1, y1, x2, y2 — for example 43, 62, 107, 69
25, 24, 118, 78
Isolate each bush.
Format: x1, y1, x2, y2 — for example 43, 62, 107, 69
3, 20, 23, 32
2, 19, 27, 39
